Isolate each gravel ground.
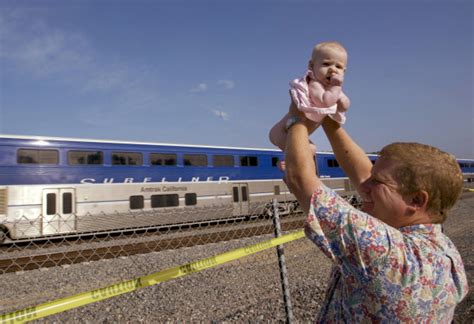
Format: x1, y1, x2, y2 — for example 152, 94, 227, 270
1, 191, 473, 323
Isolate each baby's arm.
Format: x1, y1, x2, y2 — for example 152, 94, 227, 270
337, 92, 350, 112
308, 77, 342, 108
307, 80, 327, 107
321, 86, 342, 107
321, 74, 344, 107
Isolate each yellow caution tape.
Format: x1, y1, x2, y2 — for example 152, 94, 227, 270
0, 230, 306, 323
464, 188, 474, 192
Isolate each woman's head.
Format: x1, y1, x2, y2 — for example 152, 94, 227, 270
378, 142, 463, 223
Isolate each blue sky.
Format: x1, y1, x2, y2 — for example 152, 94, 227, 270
0, 0, 472, 158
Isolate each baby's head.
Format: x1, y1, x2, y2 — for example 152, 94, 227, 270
308, 41, 348, 86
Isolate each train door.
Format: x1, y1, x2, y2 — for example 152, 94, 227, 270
42, 188, 76, 235
232, 183, 249, 216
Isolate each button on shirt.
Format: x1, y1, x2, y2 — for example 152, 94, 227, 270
305, 185, 468, 323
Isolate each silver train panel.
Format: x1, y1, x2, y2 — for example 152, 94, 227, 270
0, 179, 298, 240
0, 177, 359, 241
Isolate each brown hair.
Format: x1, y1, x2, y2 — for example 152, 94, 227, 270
379, 142, 463, 223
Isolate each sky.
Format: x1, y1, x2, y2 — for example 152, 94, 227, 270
0, 0, 473, 158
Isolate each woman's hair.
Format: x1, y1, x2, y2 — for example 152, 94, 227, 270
379, 142, 463, 223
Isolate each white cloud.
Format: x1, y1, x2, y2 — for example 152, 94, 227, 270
217, 79, 235, 89
1, 9, 93, 78
0, 8, 162, 126
211, 109, 229, 121
190, 83, 208, 93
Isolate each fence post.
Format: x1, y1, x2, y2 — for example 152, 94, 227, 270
272, 199, 294, 324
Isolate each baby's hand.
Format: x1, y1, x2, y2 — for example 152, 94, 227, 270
330, 74, 344, 86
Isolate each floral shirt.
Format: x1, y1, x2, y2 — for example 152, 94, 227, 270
305, 185, 468, 323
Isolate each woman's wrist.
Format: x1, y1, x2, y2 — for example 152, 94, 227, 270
322, 116, 341, 133
285, 115, 304, 132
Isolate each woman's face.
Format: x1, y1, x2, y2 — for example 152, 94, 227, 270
359, 157, 410, 227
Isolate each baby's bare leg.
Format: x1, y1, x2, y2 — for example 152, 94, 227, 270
269, 113, 289, 151
270, 113, 321, 153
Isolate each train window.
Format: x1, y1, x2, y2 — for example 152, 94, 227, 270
150, 153, 177, 166
272, 157, 279, 167
130, 196, 144, 210
68, 151, 103, 165
241, 186, 248, 202
213, 155, 234, 167
232, 187, 239, 202
18, 149, 59, 164
240, 156, 258, 167
46, 193, 56, 215
151, 194, 179, 208
183, 154, 208, 167
327, 159, 340, 168
112, 152, 143, 166
62, 193, 73, 214
185, 193, 197, 206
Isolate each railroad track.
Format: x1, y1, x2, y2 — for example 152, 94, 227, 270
0, 215, 305, 274
3, 191, 471, 274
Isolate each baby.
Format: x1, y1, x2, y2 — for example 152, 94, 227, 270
269, 41, 350, 154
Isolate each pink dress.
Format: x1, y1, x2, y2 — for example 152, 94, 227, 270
289, 71, 348, 124
268, 72, 350, 154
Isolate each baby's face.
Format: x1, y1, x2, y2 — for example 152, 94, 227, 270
310, 47, 347, 87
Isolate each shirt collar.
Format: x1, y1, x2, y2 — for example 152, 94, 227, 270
398, 223, 442, 234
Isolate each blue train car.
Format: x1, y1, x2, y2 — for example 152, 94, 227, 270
457, 159, 474, 182
0, 135, 286, 185
0, 134, 370, 185
0, 135, 471, 242
0, 135, 354, 242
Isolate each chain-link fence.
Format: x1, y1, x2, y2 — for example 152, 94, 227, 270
0, 200, 306, 273
0, 194, 322, 322
1, 190, 472, 322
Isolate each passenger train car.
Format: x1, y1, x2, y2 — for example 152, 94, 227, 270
0, 135, 472, 242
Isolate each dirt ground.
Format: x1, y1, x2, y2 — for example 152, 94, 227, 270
1, 190, 472, 323
444, 190, 474, 322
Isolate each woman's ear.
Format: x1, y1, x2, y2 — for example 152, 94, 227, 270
405, 190, 429, 214
404, 190, 429, 216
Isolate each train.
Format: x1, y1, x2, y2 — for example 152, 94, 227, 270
0, 134, 473, 243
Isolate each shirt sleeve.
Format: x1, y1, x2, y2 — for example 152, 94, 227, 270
304, 184, 400, 278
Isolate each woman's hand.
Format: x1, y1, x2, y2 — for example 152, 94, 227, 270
288, 101, 320, 134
